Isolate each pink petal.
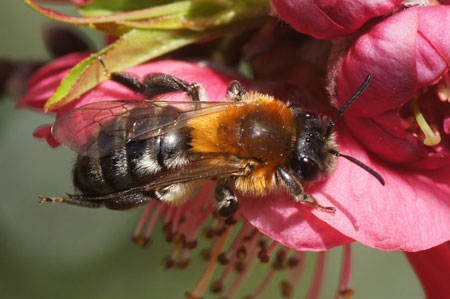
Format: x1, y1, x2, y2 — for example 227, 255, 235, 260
242, 123, 450, 252
337, 8, 418, 117
343, 116, 426, 164
311, 126, 450, 251
337, 6, 450, 117
33, 125, 60, 148
405, 242, 450, 298
416, 6, 450, 85
17, 53, 91, 110
271, 0, 402, 39
240, 194, 354, 251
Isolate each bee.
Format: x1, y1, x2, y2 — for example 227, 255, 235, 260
40, 59, 384, 217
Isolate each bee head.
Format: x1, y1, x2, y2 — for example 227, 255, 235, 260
287, 74, 385, 186
288, 108, 338, 182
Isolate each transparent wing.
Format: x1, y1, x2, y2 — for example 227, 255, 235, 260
52, 100, 240, 157
74, 157, 248, 201
144, 157, 247, 190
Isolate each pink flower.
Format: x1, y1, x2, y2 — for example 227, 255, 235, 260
333, 5, 450, 168
271, 0, 402, 39
405, 242, 450, 298
20, 53, 450, 296
20, 55, 355, 297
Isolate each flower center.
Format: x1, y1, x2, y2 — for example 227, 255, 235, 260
400, 78, 450, 152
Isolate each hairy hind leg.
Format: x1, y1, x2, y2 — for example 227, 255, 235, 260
39, 187, 158, 210
97, 57, 209, 102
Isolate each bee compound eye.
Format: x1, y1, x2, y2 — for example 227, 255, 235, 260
292, 156, 320, 181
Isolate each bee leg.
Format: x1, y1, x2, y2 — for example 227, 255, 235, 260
39, 188, 158, 210
101, 190, 157, 210
214, 179, 239, 218
39, 195, 103, 208
97, 57, 209, 101
276, 167, 335, 213
226, 80, 247, 102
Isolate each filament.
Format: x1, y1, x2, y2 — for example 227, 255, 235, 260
187, 224, 231, 299
307, 252, 327, 299
335, 245, 354, 299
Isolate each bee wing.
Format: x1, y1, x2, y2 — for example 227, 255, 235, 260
144, 158, 247, 190
82, 158, 247, 201
52, 100, 239, 157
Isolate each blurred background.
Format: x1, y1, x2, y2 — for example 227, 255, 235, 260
0, 1, 424, 298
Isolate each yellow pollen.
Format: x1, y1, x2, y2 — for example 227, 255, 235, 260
410, 99, 441, 146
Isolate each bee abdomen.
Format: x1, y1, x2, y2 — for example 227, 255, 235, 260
73, 106, 192, 196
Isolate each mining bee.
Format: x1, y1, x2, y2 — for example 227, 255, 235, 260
40, 58, 384, 217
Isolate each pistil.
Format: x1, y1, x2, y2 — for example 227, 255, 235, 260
410, 98, 441, 146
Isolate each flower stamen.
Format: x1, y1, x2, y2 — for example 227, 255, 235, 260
186, 222, 232, 299
226, 231, 261, 298
307, 252, 327, 299
132, 201, 157, 246
280, 251, 306, 298
335, 244, 354, 299
437, 73, 450, 103
410, 98, 441, 146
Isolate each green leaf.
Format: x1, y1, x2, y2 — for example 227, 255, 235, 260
24, 0, 194, 25
45, 29, 207, 111
78, 0, 173, 16
26, 0, 270, 110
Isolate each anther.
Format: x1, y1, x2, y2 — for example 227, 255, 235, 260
210, 281, 223, 294
340, 289, 356, 297
280, 280, 293, 298
258, 248, 270, 263
177, 259, 191, 270
183, 240, 198, 250
131, 235, 150, 247
163, 257, 175, 269
218, 253, 230, 265
200, 249, 211, 261
237, 246, 247, 260
287, 257, 299, 268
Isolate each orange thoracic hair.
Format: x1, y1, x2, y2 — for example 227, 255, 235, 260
188, 92, 297, 195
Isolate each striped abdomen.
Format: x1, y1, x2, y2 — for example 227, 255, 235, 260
73, 106, 191, 196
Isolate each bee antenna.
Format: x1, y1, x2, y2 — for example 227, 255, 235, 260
329, 149, 385, 185
325, 74, 372, 137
